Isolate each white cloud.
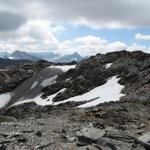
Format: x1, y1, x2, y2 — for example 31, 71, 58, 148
0, 19, 150, 56
0, 19, 65, 52
127, 43, 150, 53
127, 43, 146, 51
1, 0, 150, 29
71, 17, 132, 29
135, 33, 150, 40
59, 35, 127, 56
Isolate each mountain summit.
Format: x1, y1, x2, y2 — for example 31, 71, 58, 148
56, 52, 84, 62
11, 50, 40, 61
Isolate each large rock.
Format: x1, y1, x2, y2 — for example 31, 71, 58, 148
76, 127, 105, 146
76, 127, 147, 150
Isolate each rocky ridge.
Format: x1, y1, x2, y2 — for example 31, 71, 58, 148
0, 51, 150, 149
42, 50, 150, 104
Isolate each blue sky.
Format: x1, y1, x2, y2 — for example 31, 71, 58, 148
58, 25, 150, 46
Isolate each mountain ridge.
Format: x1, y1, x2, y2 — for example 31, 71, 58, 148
11, 50, 41, 61
0, 50, 85, 62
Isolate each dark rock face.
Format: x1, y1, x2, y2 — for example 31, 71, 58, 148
41, 50, 150, 104
0, 57, 32, 68
0, 60, 51, 94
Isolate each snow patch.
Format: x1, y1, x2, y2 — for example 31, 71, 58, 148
30, 81, 38, 89
105, 63, 112, 69
41, 76, 57, 87
54, 76, 124, 107
8, 57, 14, 60
49, 65, 76, 72
12, 89, 66, 106
66, 78, 72, 81
12, 76, 125, 108
0, 93, 12, 108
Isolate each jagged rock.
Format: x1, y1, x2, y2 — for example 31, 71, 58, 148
76, 127, 147, 150
76, 127, 105, 146
39, 51, 150, 105
17, 137, 28, 143
103, 129, 135, 142
35, 131, 42, 137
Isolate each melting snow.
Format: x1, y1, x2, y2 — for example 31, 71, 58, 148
66, 78, 72, 81
49, 65, 76, 72
30, 81, 38, 89
54, 76, 124, 107
41, 76, 57, 87
13, 76, 124, 108
0, 93, 12, 108
12, 89, 66, 106
105, 63, 112, 69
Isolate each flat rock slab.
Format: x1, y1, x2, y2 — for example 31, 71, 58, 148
77, 127, 105, 146
138, 132, 150, 148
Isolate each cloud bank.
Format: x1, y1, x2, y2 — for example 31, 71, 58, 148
135, 33, 150, 40
0, 0, 150, 55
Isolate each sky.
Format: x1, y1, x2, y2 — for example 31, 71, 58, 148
0, 0, 150, 56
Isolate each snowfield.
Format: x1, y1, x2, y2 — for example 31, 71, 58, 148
30, 81, 38, 89
0, 93, 12, 108
105, 63, 112, 69
12, 89, 66, 106
55, 76, 124, 107
41, 76, 57, 87
13, 76, 125, 108
49, 65, 76, 72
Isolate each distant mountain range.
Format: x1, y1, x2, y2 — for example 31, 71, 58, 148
55, 52, 83, 63
0, 50, 85, 62
30, 51, 59, 62
0, 52, 10, 58
11, 50, 40, 62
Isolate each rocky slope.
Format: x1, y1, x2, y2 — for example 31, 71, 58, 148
0, 50, 150, 150
0, 60, 51, 94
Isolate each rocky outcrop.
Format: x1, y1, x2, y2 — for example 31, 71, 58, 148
76, 127, 148, 150
0, 60, 51, 94
41, 51, 150, 105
